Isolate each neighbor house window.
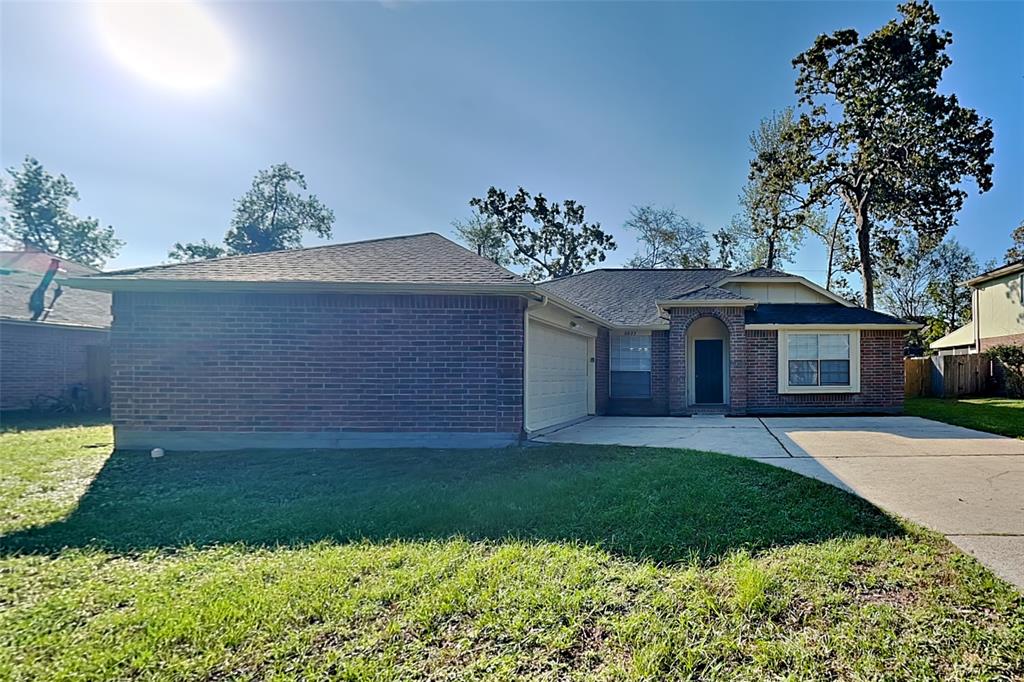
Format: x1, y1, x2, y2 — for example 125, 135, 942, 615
778, 330, 860, 393
611, 333, 651, 398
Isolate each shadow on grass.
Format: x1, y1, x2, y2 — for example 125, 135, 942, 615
0, 444, 903, 564
0, 410, 111, 433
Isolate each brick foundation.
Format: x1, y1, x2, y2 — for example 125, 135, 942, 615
979, 333, 1024, 352
0, 322, 108, 410
110, 291, 525, 439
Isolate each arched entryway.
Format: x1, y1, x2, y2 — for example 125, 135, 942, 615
686, 316, 730, 406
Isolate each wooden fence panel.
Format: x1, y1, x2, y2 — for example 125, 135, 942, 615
904, 358, 931, 397
904, 354, 993, 398
941, 354, 992, 398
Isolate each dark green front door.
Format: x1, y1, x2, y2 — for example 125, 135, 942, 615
694, 340, 724, 404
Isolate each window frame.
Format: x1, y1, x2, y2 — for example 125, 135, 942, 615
610, 331, 653, 399
776, 329, 860, 394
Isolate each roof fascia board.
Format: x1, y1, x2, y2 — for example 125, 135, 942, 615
715, 274, 856, 307
0, 316, 109, 331
964, 261, 1024, 287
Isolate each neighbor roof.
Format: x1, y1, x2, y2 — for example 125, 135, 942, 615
0, 251, 111, 329
930, 322, 976, 350
965, 259, 1024, 287
745, 304, 914, 327
71, 233, 531, 289
539, 268, 733, 326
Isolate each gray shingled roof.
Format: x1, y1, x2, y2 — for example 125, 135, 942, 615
671, 285, 755, 302
745, 304, 913, 326
540, 269, 733, 326
0, 251, 111, 328
78, 233, 530, 287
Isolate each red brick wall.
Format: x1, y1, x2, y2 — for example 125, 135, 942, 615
979, 333, 1024, 352
0, 322, 108, 409
595, 328, 609, 415
746, 329, 905, 412
668, 308, 748, 415
110, 292, 525, 434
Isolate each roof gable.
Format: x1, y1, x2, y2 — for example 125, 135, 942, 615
539, 268, 733, 326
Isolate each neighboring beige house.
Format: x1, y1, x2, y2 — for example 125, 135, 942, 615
931, 260, 1024, 355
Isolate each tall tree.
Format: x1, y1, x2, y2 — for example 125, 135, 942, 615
785, 1, 994, 309
925, 238, 978, 335
623, 205, 710, 268
0, 156, 122, 267
744, 108, 815, 270
169, 163, 334, 261
877, 234, 935, 321
1006, 220, 1024, 262
451, 212, 511, 266
470, 187, 615, 281
805, 204, 858, 292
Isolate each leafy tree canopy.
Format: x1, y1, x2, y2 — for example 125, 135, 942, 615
169, 163, 334, 261
0, 156, 122, 267
1006, 220, 1024, 263
470, 187, 615, 281
451, 212, 511, 267
623, 205, 710, 269
783, 0, 994, 308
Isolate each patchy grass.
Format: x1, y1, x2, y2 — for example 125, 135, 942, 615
0, 421, 1021, 680
905, 397, 1024, 439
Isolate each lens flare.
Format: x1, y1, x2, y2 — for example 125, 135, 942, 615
95, 1, 235, 92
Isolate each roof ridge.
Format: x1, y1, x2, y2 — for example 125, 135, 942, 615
93, 232, 444, 277
543, 266, 733, 284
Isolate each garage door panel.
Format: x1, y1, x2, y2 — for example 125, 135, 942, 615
527, 321, 590, 431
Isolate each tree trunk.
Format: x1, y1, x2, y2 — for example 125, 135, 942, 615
854, 207, 874, 309
766, 230, 777, 270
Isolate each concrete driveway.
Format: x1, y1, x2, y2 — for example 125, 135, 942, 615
536, 415, 1024, 590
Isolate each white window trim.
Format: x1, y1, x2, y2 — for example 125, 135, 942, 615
777, 329, 860, 394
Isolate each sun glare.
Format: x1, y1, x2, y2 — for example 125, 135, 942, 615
95, 1, 235, 92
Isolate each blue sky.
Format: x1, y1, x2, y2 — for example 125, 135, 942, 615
2, 1, 1022, 282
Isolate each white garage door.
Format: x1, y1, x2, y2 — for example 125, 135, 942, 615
526, 320, 590, 432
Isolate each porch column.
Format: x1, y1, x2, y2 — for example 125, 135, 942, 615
668, 309, 687, 415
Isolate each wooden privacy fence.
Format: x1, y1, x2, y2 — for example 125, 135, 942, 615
904, 354, 993, 398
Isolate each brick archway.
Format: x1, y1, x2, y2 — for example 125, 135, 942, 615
668, 306, 748, 415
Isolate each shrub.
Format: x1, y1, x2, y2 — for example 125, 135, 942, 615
986, 344, 1024, 397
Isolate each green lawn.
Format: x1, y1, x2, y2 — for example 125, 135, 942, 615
1, 419, 1022, 680
905, 397, 1024, 439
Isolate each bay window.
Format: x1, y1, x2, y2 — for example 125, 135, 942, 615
610, 332, 651, 398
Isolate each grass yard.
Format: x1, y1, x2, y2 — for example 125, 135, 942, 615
0, 418, 1022, 680
905, 397, 1024, 439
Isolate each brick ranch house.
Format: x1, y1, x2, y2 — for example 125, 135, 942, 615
68, 233, 918, 451
1, 250, 111, 410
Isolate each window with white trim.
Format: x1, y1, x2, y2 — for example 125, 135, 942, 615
610, 332, 651, 398
778, 330, 860, 393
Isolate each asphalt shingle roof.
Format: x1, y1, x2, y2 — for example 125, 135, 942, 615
539, 269, 733, 326
745, 304, 911, 326
671, 285, 754, 302
0, 251, 111, 328
82, 233, 530, 287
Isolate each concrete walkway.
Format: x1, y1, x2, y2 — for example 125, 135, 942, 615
536, 415, 1024, 590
